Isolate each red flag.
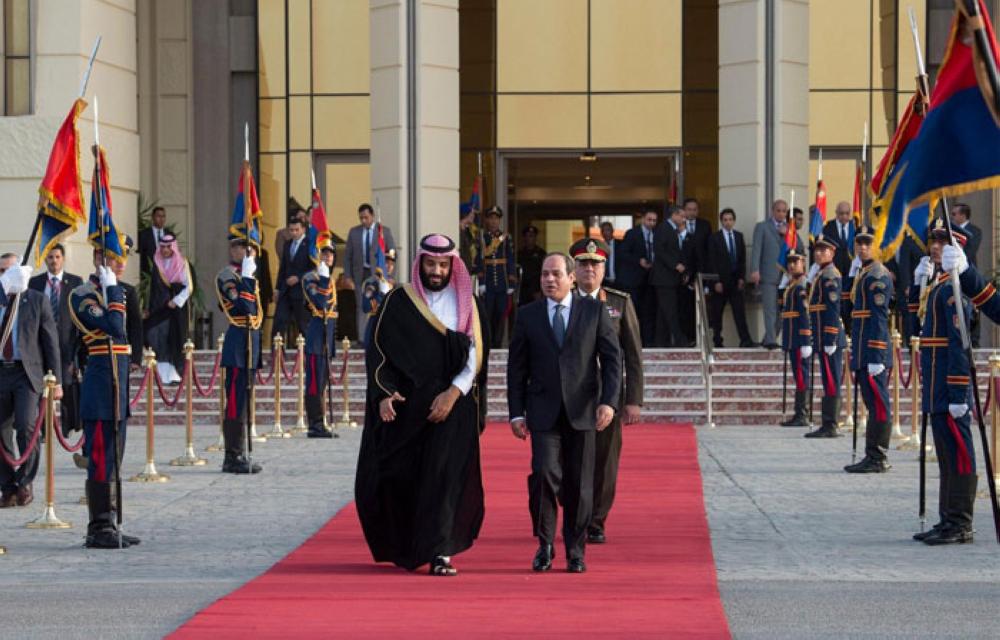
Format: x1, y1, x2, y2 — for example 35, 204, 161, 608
309, 187, 332, 265
784, 211, 797, 251
815, 179, 827, 222
228, 161, 263, 248
35, 99, 87, 266
851, 163, 863, 227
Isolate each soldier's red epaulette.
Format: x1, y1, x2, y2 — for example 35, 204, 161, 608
867, 340, 887, 349
947, 375, 970, 385
823, 326, 840, 334
971, 283, 996, 308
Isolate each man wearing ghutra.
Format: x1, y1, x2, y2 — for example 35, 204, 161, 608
356, 234, 486, 576
144, 233, 192, 384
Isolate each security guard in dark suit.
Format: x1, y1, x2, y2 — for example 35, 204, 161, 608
568, 238, 644, 544
474, 206, 516, 348
910, 220, 977, 544
68, 243, 140, 549
780, 250, 812, 427
844, 225, 893, 473
301, 240, 337, 438
216, 237, 263, 474
804, 234, 846, 438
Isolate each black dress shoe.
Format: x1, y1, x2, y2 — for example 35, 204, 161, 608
532, 544, 554, 572
843, 456, 891, 474
763, 342, 781, 350
804, 426, 841, 438
567, 558, 587, 573
739, 340, 756, 348
307, 429, 334, 439
779, 416, 810, 427
222, 454, 262, 474
429, 556, 457, 576
913, 522, 945, 541
587, 529, 606, 544
922, 524, 973, 545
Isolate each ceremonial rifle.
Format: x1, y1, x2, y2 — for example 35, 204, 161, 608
243, 124, 256, 475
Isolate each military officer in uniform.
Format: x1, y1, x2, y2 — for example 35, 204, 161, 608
780, 250, 812, 427
302, 239, 337, 439
844, 225, 894, 473
909, 220, 977, 544
216, 237, 264, 474
804, 234, 846, 438
568, 238, 643, 545
68, 241, 140, 549
475, 206, 516, 348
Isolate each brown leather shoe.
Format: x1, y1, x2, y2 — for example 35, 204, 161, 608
16, 484, 33, 507
0, 491, 16, 508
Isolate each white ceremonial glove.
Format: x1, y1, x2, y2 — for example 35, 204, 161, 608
806, 263, 820, 283
867, 363, 885, 377
317, 262, 330, 279
824, 345, 837, 355
778, 273, 789, 289
800, 345, 812, 359
378, 279, 391, 294
506, 287, 515, 295
98, 265, 117, 288
848, 256, 862, 278
477, 284, 486, 296
0, 265, 31, 295
949, 403, 969, 419
241, 255, 257, 279
941, 244, 969, 275
913, 255, 932, 281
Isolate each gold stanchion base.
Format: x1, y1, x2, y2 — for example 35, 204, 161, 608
170, 445, 207, 466
265, 428, 292, 439
896, 436, 922, 451
334, 420, 358, 429
249, 424, 267, 443
26, 505, 71, 529
291, 419, 308, 434
130, 462, 171, 483
0, 545, 5, 555
204, 442, 223, 452
889, 423, 906, 440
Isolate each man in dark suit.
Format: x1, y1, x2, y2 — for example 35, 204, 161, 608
651, 206, 689, 347
28, 244, 83, 435
679, 198, 711, 342
617, 210, 658, 346
507, 252, 621, 574
343, 203, 396, 342
273, 216, 312, 336
951, 202, 982, 346
704, 208, 753, 348
599, 222, 619, 288
822, 201, 855, 333
137, 206, 167, 276
0, 253, 62, 509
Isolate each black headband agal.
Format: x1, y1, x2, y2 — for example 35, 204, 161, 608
419, 234, 456, 254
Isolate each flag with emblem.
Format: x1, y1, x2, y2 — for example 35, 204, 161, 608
307, 186, 332, 266
777, 211, 798, 271
35, 99, 88, 267
460, 174, 481, 217
228, 160, 263, 250
86, 145, 126, 261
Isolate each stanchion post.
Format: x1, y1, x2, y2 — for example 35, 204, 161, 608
899, 337, 922, 450
293, 334, 307, 434
266, 334, 291, 438
990, 353, 1000, 490
841, 336, 854, 429
890, 329, 905, 440
26, 371, 71, 529
334, 337, 357, 429
170, 340, 207, 466
131, 349, 170, 481
206, 334, 225, 452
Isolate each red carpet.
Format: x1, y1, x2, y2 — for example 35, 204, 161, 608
171, 424, 730, 639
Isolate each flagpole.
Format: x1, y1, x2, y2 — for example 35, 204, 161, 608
817, 148, 823, 182
243, 121, 256, 474
861, 122, 868, 226
960, 0, 1000, 115
78, 36, 102, 99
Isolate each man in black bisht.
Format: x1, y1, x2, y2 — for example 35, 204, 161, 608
356, 233, 485, 576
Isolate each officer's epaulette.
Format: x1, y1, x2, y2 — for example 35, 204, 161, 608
868, 262, 888, 278
604, 286, 630, 300
821, 264, 841, 279
71, 280, 98, 298
217, 265, 240, 282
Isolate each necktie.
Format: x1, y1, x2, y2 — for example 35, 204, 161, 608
727, 232, 736, 264
291, 238, 300, 257
2, 308, 12, 361
841, 224, 847, 245
363, 229, 370, 266
552, 304, 566, 348
50, 277, 61, 322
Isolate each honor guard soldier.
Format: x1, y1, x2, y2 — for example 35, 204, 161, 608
909, 220, 977, 544
780, 250, 812, 427
302, 239, 337, 438
804, 234, 846, 438
568, 238, 644, 545
475, 206, 516, 348
68, 239, 140, 549
217, 237, 263, 474
844, 225, 893, 473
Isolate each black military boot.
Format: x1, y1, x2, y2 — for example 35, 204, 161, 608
805, 396, 841, 438
222, 419, 262, 474
845, 420, 891, 473
780, 392, 810, 427
305, 395, 333, 438
924, 474, 976, 545
914, 455, 951, 541
85, 480, 131, 549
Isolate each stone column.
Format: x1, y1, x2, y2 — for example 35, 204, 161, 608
370, 0, 460, 273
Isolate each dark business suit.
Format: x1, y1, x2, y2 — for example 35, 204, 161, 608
650, 220, 687, 347
0, 287, 61, 495
119, 281, 144, 367
507, 294, 621, 561
679, 218, 711, 341
617, 225, 656, 346
273, 237, 312, 335
137, 226, 163, 276
823, 219, 855, 334
29, 272, 84, 434
704, 229, 752, 346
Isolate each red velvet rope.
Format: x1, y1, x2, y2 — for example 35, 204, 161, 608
256, 348, 277, 385
192, 352, 223, 397
52, 413, 85, 452
979, 376, 993, 420
129, 366, 152, 409
897, 347, 916, 390
153, 361, 187, 408
0, 396, 45, 467
329, 346, 351, 386
280, 350, 300, 383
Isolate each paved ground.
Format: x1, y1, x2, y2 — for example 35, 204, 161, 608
699, 424, 1000, 639
0, 422, 362, 639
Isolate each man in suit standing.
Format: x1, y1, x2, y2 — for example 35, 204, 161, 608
951, 202, 982, 346
617, 210, 658, 346
599, 222, 619, 289
0, 253, 62, 509
28, 244, 83, 435
822, 201, 855, 334
273, 216, 312, 337
507, 252, 621, 574
651, 206, 689, 347
343, 203, 396, 343
704, 209, 753, 348
137, 206, 167, 276
679, 198, 711, 342
567, 238, 642, 545
750, 199, 804, 349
